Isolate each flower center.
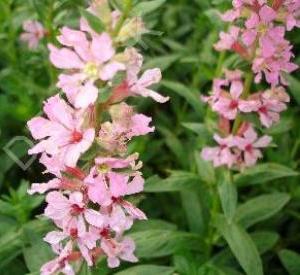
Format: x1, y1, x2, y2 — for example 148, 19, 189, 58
84, 62, 99, 79
70, 204, 84, 215
97, 164, 110, 173
70, 228, 78, 238
71, 131, 83, 143
259, 106, 268, 114
229, 99, 239, 109
245, 144, 253, 152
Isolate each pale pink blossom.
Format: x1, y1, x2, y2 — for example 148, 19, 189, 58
112, 48, 169, 103
211, 71, 257, 119
214, 26, 240, 51
252, 40, 298, 86
28, 178, 61, 195
234, 126, 272, 167
27, 95, 95, 167
278, 0, 300, 31
41, 241, 75, 275
45, 191, 106, 230
201, 134, 237, 168
101, 237, 138, 268
98, 103, 154, 153
253, 92, 288, 128
21, 20, 45, 49
44, 217, 98, 266
242, 5, 277, 46
85, 171, 146, 221
49, 31, 125, 108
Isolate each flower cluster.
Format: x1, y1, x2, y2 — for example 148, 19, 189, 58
202, 0, 299, 169
26, 1, 168, 274
21, 20, 46, 49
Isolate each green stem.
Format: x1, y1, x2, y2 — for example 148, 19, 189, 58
112, 0, 132, 37
232, 71, 254, 134
215, 51, 226, 78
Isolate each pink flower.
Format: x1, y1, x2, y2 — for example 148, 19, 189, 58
252, 40, 298, 86
125, 48, 169, 103
101, 237, 138, 268
214, 26, 240, 51
45, 191, 106, 230
111, 48, 169, 103
201, 134, 237, 168
95, 153, 142, 171
28, 178, 61, 195
234, 126, 272, 167
278, 0, 300, 31
98, 103, 154, 153
85, 170, 145, 217
242, 5, 277, 46
253, 91, 288, 128
49, 31, 125, 108
20, 20, 45, 49
44, 217, 98, 266
27, 95, 95, 167
211, 71, 257, 119
221, 0, 268, 22
41, 241, 75, 275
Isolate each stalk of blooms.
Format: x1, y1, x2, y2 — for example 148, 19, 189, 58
202, 0, 299, 170
26, 1, 169, 274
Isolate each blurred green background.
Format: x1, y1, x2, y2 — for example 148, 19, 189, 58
1, 0, 300, 274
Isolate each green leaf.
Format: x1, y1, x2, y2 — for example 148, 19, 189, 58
181, 190, 207, 235
181, 122, 210, 138
0, 230, 22, 269
78, 262, 93, 275
251, 231, 279, 254
98, 87, 112, 103
194, 151, 216, 184
218, 170, 237, 221
278, 249, 300, 275
161, 80, 204, 116
214, 215, 263, 275
129, 230, 203, 258
198, 263, 227, 275
130, 219, 177, 232
145, 171, 201, 192
131, 0, 166, 16
79, 8, 105, 33
157, 126, 188, 168
143, 54, 181, 71
212, 231, 279, 267
115, 265, 175, 275
234, 163, 299, 186
235, 193, 290, 228
23, 241, 54, 272
285, 74, 300, 105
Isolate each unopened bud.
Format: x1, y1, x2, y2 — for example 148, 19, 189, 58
116, 17, 146, 43
91, 0, 112, 25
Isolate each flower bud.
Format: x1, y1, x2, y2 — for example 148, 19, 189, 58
115, 17, 146, 43
91, 0, 112, 25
